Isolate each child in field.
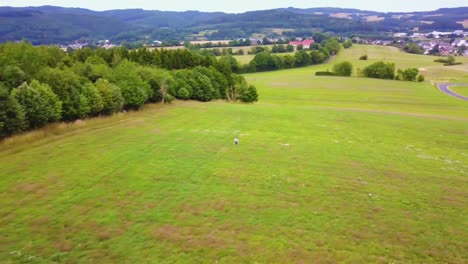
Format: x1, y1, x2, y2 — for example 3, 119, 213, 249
234, 137, 239, 145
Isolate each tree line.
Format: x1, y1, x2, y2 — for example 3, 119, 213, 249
245, 38, 346, 73
0, 42, 258, 139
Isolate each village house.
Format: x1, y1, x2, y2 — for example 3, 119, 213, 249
452, 39, 466, 47
438, 42, 457, 55
288, 39, 315, 49
249, 38, 262, 45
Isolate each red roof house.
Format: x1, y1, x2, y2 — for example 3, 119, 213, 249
288, 39, 315, 49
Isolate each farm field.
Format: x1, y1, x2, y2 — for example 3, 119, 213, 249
232, 52, 295, 64
1, 45, 467, 263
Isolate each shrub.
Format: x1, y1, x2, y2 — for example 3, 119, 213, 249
310, 50, 326, 64
396, 68, 419, 81
240, 85, 259, 103
403, 43, 424, 54
343, 40, 353, 49
435, 56, 462, 66
332, 61, 353, 76
294, 50, 311, 67
315, 71, 336, 76
417, 75, 425, 82
163, 94, 174, 104
359, 55, 368, 60
362, 61, 395, 80
177, 87, 190, 100
434, 58, 449, 63
444, 62, 463, 66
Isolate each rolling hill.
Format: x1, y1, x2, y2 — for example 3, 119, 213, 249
0, 5, 466, 44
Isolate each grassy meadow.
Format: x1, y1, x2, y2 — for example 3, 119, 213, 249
1, 45, 467, 263
329, 44, 468, 83
450, 85, 468, 97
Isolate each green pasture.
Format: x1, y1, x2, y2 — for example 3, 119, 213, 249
1, 45, 467, 263
232, 52, 296, 64
329, 44, 468, 83
450, 85, 468, 97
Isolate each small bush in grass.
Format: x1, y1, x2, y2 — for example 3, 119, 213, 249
434, 58, 449, 63
163, 94, 174, 104
359, 55, 368, 60
240, 85, 259, 103
332, 61, 353, 76
417, 75, 425, 82
315, 71, 336, 76
362, 61, 395, 80
444, 62, 463, 66
435, 56, 462, 66
396, 68, 419, 81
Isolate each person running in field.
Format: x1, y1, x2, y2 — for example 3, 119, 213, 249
234, 137, 239, 145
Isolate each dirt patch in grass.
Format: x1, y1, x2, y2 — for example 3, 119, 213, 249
177, 198, 240, 218
347, 161, 399, 178
14, 182, 46, 193
439, 195, 465, 207
55, 238, 73, 252
12, 182, 51, 205
382, 168, 407, 180
80, 221, 126, 242
150, 224, 229, 250
285, 248, 316, 263
436, 187, 466, 208
29, 216, 52, 235
10, 175, 64, 206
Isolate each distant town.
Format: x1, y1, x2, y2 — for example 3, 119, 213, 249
57, 29, 468, 57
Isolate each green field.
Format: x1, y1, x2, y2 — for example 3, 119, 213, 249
232, 44, 468, 83
450, 85, 468, 97
1, 45, 467, 263
329, 45, 468, 83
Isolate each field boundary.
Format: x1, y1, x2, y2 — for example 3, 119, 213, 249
438, 83, 468, 101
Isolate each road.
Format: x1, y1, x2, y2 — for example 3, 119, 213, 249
438, 83, 468, 101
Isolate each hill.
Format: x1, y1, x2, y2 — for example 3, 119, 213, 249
0, 6, 466, 44
0, 6, 134, 44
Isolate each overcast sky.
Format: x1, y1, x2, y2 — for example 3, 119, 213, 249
0, 0, 467, 13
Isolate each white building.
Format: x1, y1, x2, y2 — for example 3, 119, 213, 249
394, 33, 408, 38
452, 39, 467, 47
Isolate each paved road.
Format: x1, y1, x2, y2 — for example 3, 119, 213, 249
438, 84, 468, 101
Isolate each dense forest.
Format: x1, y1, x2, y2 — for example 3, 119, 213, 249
0, 6, 466, 44
0, 42, 259, 139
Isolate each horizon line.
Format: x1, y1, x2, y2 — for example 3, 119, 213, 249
0, 4, 466, 14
